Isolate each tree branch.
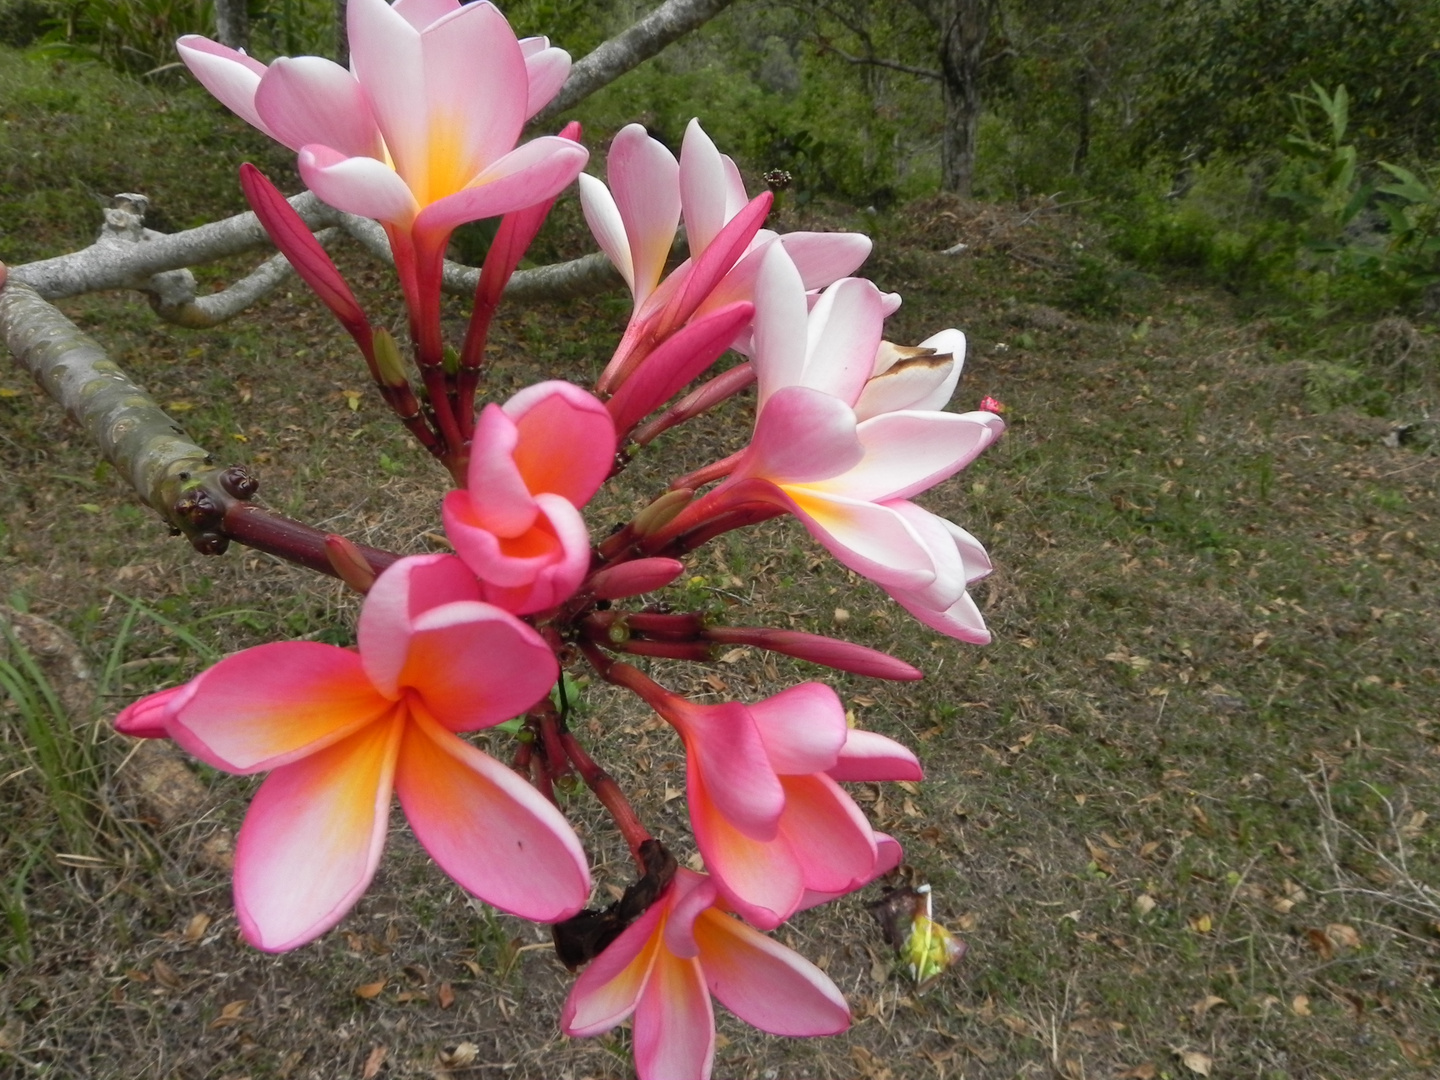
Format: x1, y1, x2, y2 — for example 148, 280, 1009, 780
0, 272, 400, 576
823, 45, 940, 81
535, 0, 738, 122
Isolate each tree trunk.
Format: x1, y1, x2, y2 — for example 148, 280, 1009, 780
214, 0, 248, 51
937, 0, 993, 195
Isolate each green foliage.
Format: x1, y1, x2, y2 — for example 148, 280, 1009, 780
31, 0, 212, 74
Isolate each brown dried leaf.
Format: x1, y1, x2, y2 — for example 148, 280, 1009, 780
208, 999, 248, 1030
182, 913, 211, 943
1292, 994, 1312, 1016
438, 1042, 479, 1069
1116, 1065, 1157, 1080
436, 982, 455, 1009
1179, 1050, 1213, 1076
354, 980, 386, 1000
362, 1044, 387, 1079
151, 959, 182, 989
1305, 927, 1334, 960
1325, 923, 1361, 950
1190, 994, 1226, 1020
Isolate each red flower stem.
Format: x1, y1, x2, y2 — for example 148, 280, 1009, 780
612, 638, 715, 661
533, 704, 574, 789
622, 611, 708, 639
669, 448, 745, 492
220, 500, 400, 577
559, 729, 652, 873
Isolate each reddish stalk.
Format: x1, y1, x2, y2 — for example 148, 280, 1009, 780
560, 729, 652, 873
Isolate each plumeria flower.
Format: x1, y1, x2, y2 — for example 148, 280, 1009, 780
561, 868, 850, 1080
179, 0, 588, 339
580, 120, 876, 397
616, 665, 920, 928
442, 381, 615, 614
854, 331, 967, 421
114, 554, 590, 951
666, 245, 1003, 642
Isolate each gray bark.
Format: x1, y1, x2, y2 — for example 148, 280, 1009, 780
536, 0, 738, 123
936, 0, 994, 196
214, 0, 249, 51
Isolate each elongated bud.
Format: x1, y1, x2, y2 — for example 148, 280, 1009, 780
587, 558, 686, 600
373, 328, 407, 388
703, 626, 923, 681
633, 488, 693, 537
324, 534, 377, 594
625, 610, 707, 639
614, 638, 716, 662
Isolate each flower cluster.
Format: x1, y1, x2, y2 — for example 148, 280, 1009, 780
119, 3, 1007, 1077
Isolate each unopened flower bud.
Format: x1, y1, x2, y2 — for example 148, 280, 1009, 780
588, 558, 686, 600
324, 534, 377, 594
373, 327, 407, 388
633, 489, 693, 538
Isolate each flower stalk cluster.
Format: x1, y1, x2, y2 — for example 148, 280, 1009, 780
112, 3, 1008, 1077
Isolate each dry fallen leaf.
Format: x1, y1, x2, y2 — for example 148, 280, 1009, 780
1188, 912, 1213, 934
151, 958, 182, 989
438, 1042, 479, 1069
362, 1044, 387, 1079
1292, 994, 1312, 1016
1116, 1065, 1157, 1080
1135, 894, 1157, 915
207, 999, 248, 1030
435, 982, 455, 1009
182, 913, 211, 944
1179, 1049, 1213, 1076
354, 980, 386, 1000
1325, 923, 1361, 950
1190, 994, 1226, 1020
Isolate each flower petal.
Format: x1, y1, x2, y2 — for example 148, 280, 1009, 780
169, 642, 387, 773
400, 601, 558, 729
505, 380, 616, 507
634, 949, 715, 1080
737, 386, 863, 485
255, 56, 382, 159
522, 40, 571, 118
778, 230, 873, 290
781, 487, 937, 591
177, 36, 271, 137
750, 242, 810, 407
412, 137, 588, 238
694, 908, 850, 1037
679, 118, 733, 256
562, 899, 666, 1036
395, 709, 588, 921
691, 791, 803, 930
828, 728, 924, 782
580, 173, 635, 291
608, 125, 681, 307
800, 277, 888, 406
232, 713, 401, 951
677, 701, 784, 839
357, 554, 483, 698
776, 773, 877, 894
115, 683, 193, 738
831, 410, 1003, 503
461, 402, 536, 536
746, 683, 847, 775
299, 144, 420, 226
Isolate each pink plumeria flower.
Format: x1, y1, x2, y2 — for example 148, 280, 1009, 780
618, 667, 920, 928
179, 0, 587, 333
673, 245, 1004, 642
561, 868, 850, 1080
115, 554, 590, 951
442, 381, 615, 614
580, 120, 876, 396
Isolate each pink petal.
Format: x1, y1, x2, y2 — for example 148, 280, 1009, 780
608, 125, 681, 307
746, 683, 848, 775
779, 487, 937, 591
114, 683, 194, 738
736, 386, 862, 485
634, 949, 715, 1080
588, 557, 685, 600
679, 118, 732, 256
298, 144, 420, 226
662, 869, 719, 959
412, 138, 588, 237
506, 381, 616, 507
888, 584, 991, 644
836, 410, 1004, 503
606, 300, 753, 434
750, 243, 810, 407
778, 230, 873, 289
691, 794, 803, 930
579, 174, 635, 291
693, 907, 849, 1036
447, 492, 592, 609
394, 709, 588, 920
797, 833, 902, 912
177, 36, 271, 137
168, 643, 389, 773
254, 56, 382, 159
656, 192, 769, 339
562, 899, 666, 1036
462, 403, 536, 535
357, 554, 483, 697
391, 0, 457, 30
801, 277, 888, 406
232, 714, 402, 951
522, 41, 571, 118
676, 701, 784, 839
828, 728, 924, 782
854, 337, 963, 421
776, 773, 877, 894
399, 601, 558, 729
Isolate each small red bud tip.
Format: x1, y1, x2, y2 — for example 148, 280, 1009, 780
979, 396, 1005, 414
